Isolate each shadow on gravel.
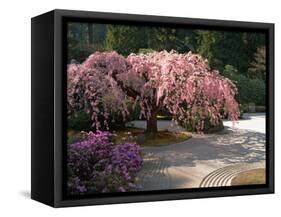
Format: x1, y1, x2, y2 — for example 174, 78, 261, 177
137, 127, 266, 190
142, 128, 265, 167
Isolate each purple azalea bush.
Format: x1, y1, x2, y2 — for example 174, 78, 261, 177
67, 131, 143, 195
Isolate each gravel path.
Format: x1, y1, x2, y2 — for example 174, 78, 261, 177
134, 113, 266, 191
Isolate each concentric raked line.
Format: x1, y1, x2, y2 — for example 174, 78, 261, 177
199, 163, 264, 187
136, 153, 171, 191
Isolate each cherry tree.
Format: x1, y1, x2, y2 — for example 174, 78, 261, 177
68, 50, 240, 133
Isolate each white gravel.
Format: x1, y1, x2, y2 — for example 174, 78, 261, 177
223, 113, 265, 134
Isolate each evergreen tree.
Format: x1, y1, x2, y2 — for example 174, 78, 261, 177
248, 46, 266, 80
106, 25, 148, 56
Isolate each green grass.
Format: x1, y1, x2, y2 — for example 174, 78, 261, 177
67, 128, 192, 147
231, 168, 266, 186
143, 131, 191, 146
156, 115, 172, 120
67, 129, 88, 144
114, 128, 191, 146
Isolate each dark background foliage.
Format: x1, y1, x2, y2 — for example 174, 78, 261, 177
67, 22, 266, 131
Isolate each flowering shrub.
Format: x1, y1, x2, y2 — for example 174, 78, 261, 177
67, 131, 143, 195
68, 50, 240, 133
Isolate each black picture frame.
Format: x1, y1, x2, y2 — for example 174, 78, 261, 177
31, 9, 274, 207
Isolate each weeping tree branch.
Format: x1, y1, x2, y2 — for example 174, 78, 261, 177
111, 71, 140, 100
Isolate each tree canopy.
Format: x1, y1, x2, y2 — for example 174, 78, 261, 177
68, 51, 240, 132
67, 22, 267, 118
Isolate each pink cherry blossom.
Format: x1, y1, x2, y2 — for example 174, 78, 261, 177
68, 51, 240, 132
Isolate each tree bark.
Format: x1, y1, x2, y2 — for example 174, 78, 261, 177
146, 109, 158, 133
88, 24, 93, 44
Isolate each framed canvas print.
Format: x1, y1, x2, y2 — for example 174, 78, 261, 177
31, 9, 274, 207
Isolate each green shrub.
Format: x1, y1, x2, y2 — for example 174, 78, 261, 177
127, 103, 142, 121
138, 48, 155, 54
68, 110, 92, 131
255, 106, 266, 112
68, 110, 127, 131
248, 78, 266, 106
177, 107, 224, 133
222, 64, 238, 78
67, 109, 127, 132
68, 104, 141, 132
68, 43, 103, 63
229, 73, 251, 105
239, 104, 246, 117
223, 65, 266, 106
181, 116, 224, 133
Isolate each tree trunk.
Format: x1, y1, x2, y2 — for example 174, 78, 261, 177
88, 24, 93, 44
146, 110, 158, 133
